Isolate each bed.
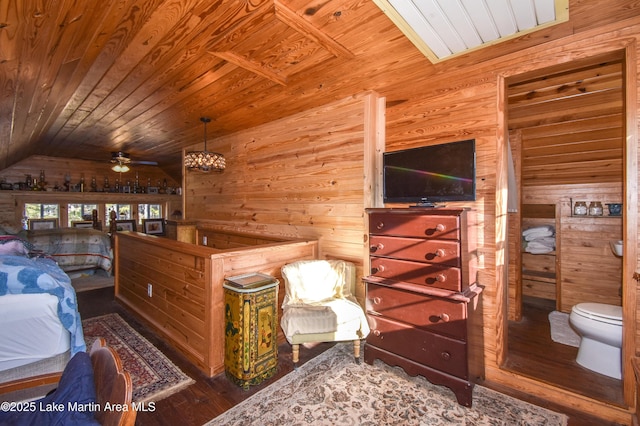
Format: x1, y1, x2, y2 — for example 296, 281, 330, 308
20, 227, 113, 275
0, 244, 86, 390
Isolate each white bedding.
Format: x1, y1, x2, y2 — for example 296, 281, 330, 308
0, 293, 70, 372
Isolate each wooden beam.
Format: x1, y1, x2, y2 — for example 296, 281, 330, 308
273, 0, 355, 59
209, 51, 287, 86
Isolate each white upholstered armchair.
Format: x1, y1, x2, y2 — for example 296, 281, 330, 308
280, 259, 370, 367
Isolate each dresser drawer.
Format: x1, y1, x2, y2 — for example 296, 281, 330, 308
369, 235, 460, 267
370, 257, 463, 292
369, 213, 460, 240
366, 315, 467, 379
366, 283, 467, 340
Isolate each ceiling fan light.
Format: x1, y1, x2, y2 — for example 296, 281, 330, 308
112, 163, 130, 173
185, 116, 226, 172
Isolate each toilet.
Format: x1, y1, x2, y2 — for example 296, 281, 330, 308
569, 303, 623, 379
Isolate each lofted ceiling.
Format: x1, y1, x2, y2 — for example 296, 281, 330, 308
0, 0, 637, 181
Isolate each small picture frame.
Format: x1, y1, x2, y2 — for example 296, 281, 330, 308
28, 218, 58, 230
115, 220, 136, 232
72, 220, 94, 229
147, 186, 159, 194
142, 219, 165, 235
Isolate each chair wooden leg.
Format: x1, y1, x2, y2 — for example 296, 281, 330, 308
292, 344, 300, 366
353, 339, 361, 364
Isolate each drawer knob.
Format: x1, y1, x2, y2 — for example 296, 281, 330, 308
370, 243, 384, 253
372, 297, 382, 305
373, 329, 381, 337
371, 264, 385, 274
438, 313, 450, 322
441, 351, 451, 361
425, 249, 446, 260
426, 274, 446, 285
376, 222, 385, 230
425, 223, 446, 236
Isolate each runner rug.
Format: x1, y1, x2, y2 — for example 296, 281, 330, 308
206, 343, 568, 426
82, 313, 194, 403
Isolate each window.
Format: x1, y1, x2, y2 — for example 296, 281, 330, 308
138, 204, 162, 223
24, 203, 59, 220
105, 204, 132, 224
24, 203, 60, 230
68, 203, 99, 227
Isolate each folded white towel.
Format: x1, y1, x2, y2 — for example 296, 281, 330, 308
525, 245, 554, 254
526, 240, 555, 250
523, 225, 555, 241
528, 237, 556, 248
523, 225, 555, 237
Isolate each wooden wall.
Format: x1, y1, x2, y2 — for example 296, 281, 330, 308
506, 57, 625, 317
508, 58, 624, 186
518, 184, 623, 312
0, 156, 181, 228
190, 17, 640, 424
184, 92, 384, 301
378, 19, 639, 425
0, 155, 179, 192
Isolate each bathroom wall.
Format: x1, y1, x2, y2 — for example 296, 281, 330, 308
520, 182, 623, 311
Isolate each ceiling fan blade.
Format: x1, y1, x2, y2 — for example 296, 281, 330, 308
131, 160, 158, 166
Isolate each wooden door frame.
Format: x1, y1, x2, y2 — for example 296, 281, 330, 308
496, 42, 638, 410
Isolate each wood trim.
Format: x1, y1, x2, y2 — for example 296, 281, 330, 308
495, 73, 508, 368
273, 0, 354, 59
623, 40, 638, 409
0, 372, 61, 395
209, 51, 288, 86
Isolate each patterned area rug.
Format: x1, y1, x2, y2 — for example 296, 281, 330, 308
549, 311, 581, 347
82, 313, 194, 402
206, 344, 567, 426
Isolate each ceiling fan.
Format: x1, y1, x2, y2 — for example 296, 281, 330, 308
110, 151, 158, 172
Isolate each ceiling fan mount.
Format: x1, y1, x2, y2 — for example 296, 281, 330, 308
111, 151, 131, 164
110, 151, 157, 166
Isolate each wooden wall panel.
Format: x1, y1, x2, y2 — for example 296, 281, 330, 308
184, 92, 383, 302
0, 155, 179, 191
508, 59, 624, 186
381, 23, 636, 424
0, 156, 181, 229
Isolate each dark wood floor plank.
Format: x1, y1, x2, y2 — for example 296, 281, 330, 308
505, 297, 623, 406
76, 287, 616, 425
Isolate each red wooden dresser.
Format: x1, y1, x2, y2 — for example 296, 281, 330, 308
363, 208, 483, 407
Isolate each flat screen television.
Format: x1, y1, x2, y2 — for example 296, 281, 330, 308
383, 139, 476, 207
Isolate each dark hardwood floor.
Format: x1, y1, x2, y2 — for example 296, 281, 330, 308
76, 287, 623, 425
503, 296, 626, 425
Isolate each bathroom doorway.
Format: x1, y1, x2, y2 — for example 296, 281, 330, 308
502, 50, 631, 407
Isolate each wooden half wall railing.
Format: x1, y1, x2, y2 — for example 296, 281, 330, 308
113, 231, 318, 376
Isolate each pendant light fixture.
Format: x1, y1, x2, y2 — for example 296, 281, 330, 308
184, 117, 226, 172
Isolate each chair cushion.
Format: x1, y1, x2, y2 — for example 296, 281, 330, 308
281, 259, 352, 306
280, 298, 370, 343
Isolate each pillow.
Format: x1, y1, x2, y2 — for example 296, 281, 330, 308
282, 260, 353, 305
0, 221, 23, 235
0, 235, 32, 256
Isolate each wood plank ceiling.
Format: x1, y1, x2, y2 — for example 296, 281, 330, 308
507, 54, 624, 186
0, 0, 636, 180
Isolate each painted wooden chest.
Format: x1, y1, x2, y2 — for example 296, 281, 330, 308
223, 273, 279, 389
